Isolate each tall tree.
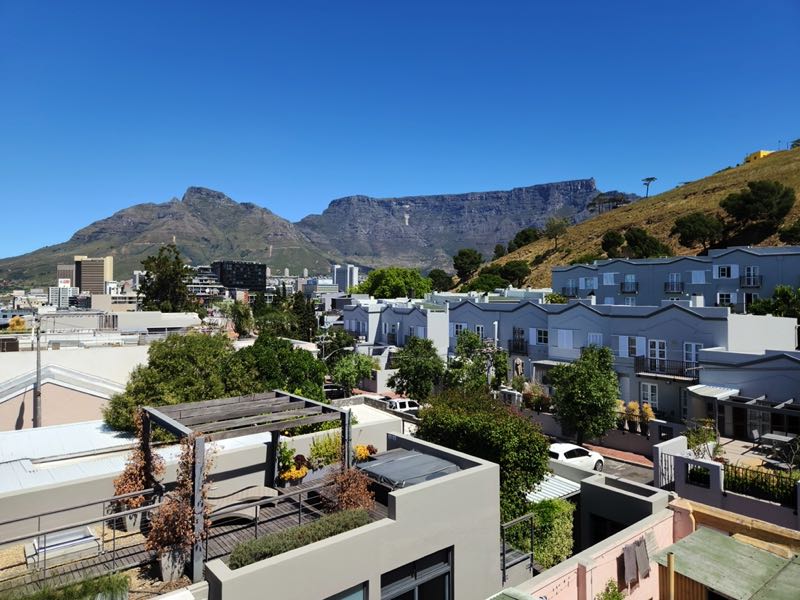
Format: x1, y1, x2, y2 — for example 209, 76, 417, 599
229, 300, 254, 337
331, 353, 375, 396
670, 212, 724, 250
544, 217, 569, 250
642, 176, 657, 198
452, 248, 483, 281
354, 267, 432, 299
747, 285, 800, 321
507, 227, 541, 252
444, 329, 507, 391
427, 268, 453, 292
624, 227, 672, 258
461, 273, 509, 293
548, 346, 619, 445
493, 244, 507, 260
779, 219, 800, 244
138, 244, 193, 312
388, 337, 445, 401
500, 260, 531, 287
291, 291, 317, 340
601, 230, 625, 258
720, 180, 796, 230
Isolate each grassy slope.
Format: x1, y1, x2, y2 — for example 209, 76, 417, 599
491, 148, 800, 287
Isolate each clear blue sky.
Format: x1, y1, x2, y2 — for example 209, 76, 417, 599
1, 1, 798, 258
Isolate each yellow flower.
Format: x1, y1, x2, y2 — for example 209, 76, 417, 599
279, 465, 309, 481
354, 445, 370, 462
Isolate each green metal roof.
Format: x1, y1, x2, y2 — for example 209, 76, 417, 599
653, 527, 794, 600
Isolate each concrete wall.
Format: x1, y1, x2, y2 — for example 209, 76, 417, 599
698, 348, 800, 401
0, 383, 106, 431
727, 313, 797, 352
511, 510, 674, 600
205, 435, 501, 600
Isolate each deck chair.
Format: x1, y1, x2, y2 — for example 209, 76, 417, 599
208, 486, 279, 523
751, 429, 762, 451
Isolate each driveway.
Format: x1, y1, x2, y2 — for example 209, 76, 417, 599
601, 457, 653, 485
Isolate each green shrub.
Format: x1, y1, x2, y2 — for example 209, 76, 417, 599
532, 498, 575, 569
595, 579, 624, 600
228, 509, 372, 569
309, 432, 342, 469
0, 573, 129, 600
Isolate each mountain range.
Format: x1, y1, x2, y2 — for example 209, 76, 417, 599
0, 179, 631, 286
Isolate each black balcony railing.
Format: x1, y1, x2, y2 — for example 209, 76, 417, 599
634, 356, 699, 380
507, 339, 528, 355
664, 281, 684, 293
561, 286, 578, 298
387, 333, 397, 345
739, 275, 763, 288
620, 281, 639, 293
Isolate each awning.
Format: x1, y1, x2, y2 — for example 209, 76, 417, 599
526, 473, 580, 503
687, 384, 739, 400
531, 359, 571, 367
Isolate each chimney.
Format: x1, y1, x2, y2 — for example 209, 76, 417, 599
586, 291, 596, 305
691, 294, 705, 308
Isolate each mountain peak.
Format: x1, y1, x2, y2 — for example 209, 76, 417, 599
181, 186, 237, 207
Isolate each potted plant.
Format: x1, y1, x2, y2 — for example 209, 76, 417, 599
353, 444, 378, 463
145, 435, 212, 582
278, 442, 309, 487
307, 433, 342, 482
625, 402, 640, 434
113, 411, 164, 532
640, 402, 655, 437
616, 400, 626, 431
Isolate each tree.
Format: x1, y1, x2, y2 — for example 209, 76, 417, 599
104, 333, 235, 432
544, 217, 569, 250
507, 227, 541, 253
331, 353, 375, 396
545, 292, 568, 304
670, 212, 724, 250
624, 227, 671, 258
319, 329, 356, 369
601, 230, 625, 258
720, 180, 796, 230
452, 248, 483, 281
790, 139, 800, 149
7, 315, 26, 332
138, 244, 193, 312
461, 273, 509, 293
747, 285, 800, 321
387, 337, 445, 401
291, 291, 317, 340
492, 244, 507, 260
548, 346, 619, 445
416, 389, 549, 521
230, 300, 254, 337
427, 268, 453, 292
642, 176, 657, 198
499, 260, 531, 287
531, 499, 575, 568
779, 219, 800, 244
444, 330, 507, 391
354, 267, 432, 299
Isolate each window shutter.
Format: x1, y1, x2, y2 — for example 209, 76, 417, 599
449, 323, 455, 336
618, 335, 628, 357
417, 326, 425, 338
529, 328, 537, 345
578, 278, 586, 290
557, 329, 573, 349
730, 292, 738, 304
713, 266, 720, 279
635, 337, 646, 357
730, 264, 740, 278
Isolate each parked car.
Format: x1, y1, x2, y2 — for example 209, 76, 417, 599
548, 443, 604, 472
387, 399, 421, 414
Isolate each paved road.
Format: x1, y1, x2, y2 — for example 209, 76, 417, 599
602, 457, 653, 485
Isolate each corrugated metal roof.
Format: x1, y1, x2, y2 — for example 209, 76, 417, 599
526, 473, 580, 503
0, 420, 134, 464
687, 384, 740, 399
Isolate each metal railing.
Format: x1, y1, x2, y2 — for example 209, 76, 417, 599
386, 333, 397, 345
619, 281, 639, 293
634, 356, 699, 380
663, 281, 684, 293
724, 463, 798, 507
561, 286, 578, 298
739, 275, 763, 288
507, 339, 528, 355
500, 513, 535, 584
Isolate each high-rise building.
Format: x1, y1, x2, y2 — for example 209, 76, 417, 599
211, 260, 267, 291
74, 255, 114, 295
333, 263, 359, 292
48, 286, 80, 308
132, 270, 146, 291
56, 264, 75, 287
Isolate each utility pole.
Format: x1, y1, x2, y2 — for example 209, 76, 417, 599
33, 312, 42, 428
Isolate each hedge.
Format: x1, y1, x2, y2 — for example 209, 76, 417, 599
0, 573, 129, 600
532, 498, 575, 569
228, 509, 372, 569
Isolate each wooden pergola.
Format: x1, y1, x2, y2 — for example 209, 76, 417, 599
141, 390, 352, 582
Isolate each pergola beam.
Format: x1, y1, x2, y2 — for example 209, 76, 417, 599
176, 398, 296, 426
145, 407, 193, 437
203, 412, 340, 442
194, 407, 324, 434
157, 391, 280, 415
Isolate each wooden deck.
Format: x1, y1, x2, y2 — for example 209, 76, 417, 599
0, 481, 388, 596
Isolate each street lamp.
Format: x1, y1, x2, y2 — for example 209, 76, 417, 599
322, 346, 355, 362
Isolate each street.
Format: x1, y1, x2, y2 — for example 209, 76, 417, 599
601, 457, 653, 485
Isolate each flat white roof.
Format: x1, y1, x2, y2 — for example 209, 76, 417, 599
526, 473, 581, 503
687, 384, 740, 400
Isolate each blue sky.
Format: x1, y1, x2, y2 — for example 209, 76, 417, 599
1, 1, 798, 258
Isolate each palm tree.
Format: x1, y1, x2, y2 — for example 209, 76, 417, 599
642, 177, 657, 198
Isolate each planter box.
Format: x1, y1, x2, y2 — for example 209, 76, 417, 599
305, 465, 336, 483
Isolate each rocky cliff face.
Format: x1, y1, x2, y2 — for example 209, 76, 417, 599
297, 179, 603, 269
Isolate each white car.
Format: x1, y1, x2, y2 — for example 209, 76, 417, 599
387, 399, 421, 414
549, 443, 604, 472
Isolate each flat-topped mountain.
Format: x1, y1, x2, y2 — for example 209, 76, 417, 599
0, 180, 628, 286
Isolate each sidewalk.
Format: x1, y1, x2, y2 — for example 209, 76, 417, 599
584, 443, 653, 468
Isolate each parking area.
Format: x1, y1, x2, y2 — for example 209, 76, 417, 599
601, 457, 653, 485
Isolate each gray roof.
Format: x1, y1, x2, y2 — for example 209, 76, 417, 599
357, 448, 459, 489
526, 473, 580, 503
709, 246, 800, 257
653, 527, 795, 600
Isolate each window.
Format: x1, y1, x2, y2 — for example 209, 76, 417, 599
382, 322, 388, 335
603, 297, 615, 305
624, 273, 636, 283
668, 272, 681, 283
624, 297, 636, 306
453, 323, 464, 336
717, 292, 735, 305
475, 324, 484, 338
745, 265, 759, 277
648, 339, 666, 369
325, 583, 367, 600
641, 383, 658, 409
628, 337, 638, 358
381, 548, 452, 600
619, 335, 645, 358
579, 277, 598, 290
408, 326, 416, 338
683, 342, 702, 366
680, 387, 689, 421
587, 332, 603, 347
603, 273, 616, 286
536, 329, 549, 345
690, 270, 706, 284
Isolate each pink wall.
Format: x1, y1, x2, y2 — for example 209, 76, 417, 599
517, 511, 674, 600
0, 384, 106, 430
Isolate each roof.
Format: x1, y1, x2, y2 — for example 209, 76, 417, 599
0, 420, 133, 464
526, 472, 581, 503
687, 384, 740, 400
708, 246, 800, 258
653, 527, 795, 600
356, 448, 459, 489
0, 365, 125, 404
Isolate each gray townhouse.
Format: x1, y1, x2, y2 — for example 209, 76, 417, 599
342, 301, 450, 358
551, 245, 800, 311
448, 298, 796, 424
688, 347, 800, 440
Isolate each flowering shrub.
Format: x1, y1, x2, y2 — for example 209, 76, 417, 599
279, 465, 309, 481
309, 433, 341, 469
353, 444, 377, 462
641, 402, 655, 422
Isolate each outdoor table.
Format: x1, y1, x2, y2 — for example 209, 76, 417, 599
762, 432, 796, 449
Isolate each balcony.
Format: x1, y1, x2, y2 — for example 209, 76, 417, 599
664, 281, 684, 294
739, 275, 763, 288
561, 286, 579, 298
634, 356, 699, 381
507, 339, 528, 355
387, 333, 397, 345
620, 281, 639, 294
